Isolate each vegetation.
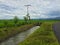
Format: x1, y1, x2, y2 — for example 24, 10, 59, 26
0, 19, 59, 28
0, 16, 60, 44
13, 16, 19, 26
24, 14, 30, 24
0, 16, 36, 42
18, 21, 59, 45
0, 24, 36, 42
4, 20, 8, 28
0, 16, 41, 42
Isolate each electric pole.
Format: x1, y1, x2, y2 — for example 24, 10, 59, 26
24, 5, 31, 15
24, 5, 31, 20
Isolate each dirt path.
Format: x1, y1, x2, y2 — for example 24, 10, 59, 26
53, 22, 60, 43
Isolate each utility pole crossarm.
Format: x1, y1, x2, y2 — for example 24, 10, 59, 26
24, 5, 31, 15
24, 4, 31, 20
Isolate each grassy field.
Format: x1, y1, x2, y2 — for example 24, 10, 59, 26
0, 20, 25, 28
0, 19, 43, 42
18, 21, 59, 45
0, 19, 59, 28
0, 19, 41, 42
0, 19, 60, 44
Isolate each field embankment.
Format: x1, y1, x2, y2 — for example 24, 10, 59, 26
0, 24, 37, 43
18, 22, 59, 45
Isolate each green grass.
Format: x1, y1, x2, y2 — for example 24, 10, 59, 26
0, 19, 41, 42
18, 21, 59, 45
0, 20, 26, 28
0, 19, 59, 28
0, 19, 60, 44
0, 24, 36, 42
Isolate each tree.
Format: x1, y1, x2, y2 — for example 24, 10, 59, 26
24, 16, 28, 24
14, 16, 19, 26
4, 20, 8, 27
4, 20, 8, 31
26, 13, 30, 20
24, 14, 30, 24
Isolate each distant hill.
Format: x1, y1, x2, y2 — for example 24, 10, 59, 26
38, 17, 60, 20
54, 17, 60, 19
48, 17, 60, 20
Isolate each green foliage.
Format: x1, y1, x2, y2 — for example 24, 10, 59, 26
13, 16, 19, 26
4, 20, 8, 27
24, 16, 28, 24
24, 14, 30, 24
0, 24, 35, 42
0, 19, 59, 28
0, 19, 60, 43
18, 22, 59, 45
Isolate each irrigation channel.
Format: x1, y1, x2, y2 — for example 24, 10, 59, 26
53, 22, 60, 43
0, 26, 40, 45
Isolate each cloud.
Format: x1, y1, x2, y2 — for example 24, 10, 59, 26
48, 10, 60, 16
0, 0, 60, 19
0, 4, 16, 11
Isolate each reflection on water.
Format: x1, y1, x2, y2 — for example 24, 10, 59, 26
0, 26, 40, 45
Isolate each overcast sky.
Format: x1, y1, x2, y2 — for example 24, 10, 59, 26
0, 0, 60, 19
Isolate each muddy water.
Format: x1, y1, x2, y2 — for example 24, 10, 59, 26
0, 26, 40, 45
53, 22, 60, 43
